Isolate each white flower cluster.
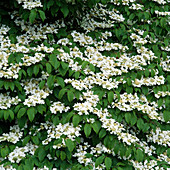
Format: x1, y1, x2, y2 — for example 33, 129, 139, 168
110, 0, 136, 6
73, 142, 94, 167
152, 0, 167, 4
73, 91, 99, 115
80, 3, 125, 32
0, 125, 23, 144
132, 75, 165, 87
38, 121, 81, 146
8, 143, 38, 163
21, 78, 52, 107
16, 0, 43, 10
129, 3, 144, 10
0, 93, 21, 110
154, 91, 170, 98
157, 150, 170, 164
130, 159, 159, 170
146, 128, 170, 147
155, 10, 170, 16
50, 101, 70, 114
0, 164, 16, 170
160, 56, 170, 72
113, 92, 162, 120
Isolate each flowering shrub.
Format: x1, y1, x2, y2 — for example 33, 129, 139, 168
0, 0, 169, 169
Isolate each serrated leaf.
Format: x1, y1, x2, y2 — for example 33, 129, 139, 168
99, 129, 106, 138
130, 113, 137, 126
49, 54, 60, 69
33, 65, 39, 76
135, 149, 144, 162
158, 98, 163, 107
163, 110, 170, 122
66, 139, 74, 152
9, 110, 14, 119
27, 107, 36, 122
58, 89, 67, 99
105, 157, 112, 170
137, 118, 144, 130
92, 121, 101, 134
23, 136, 30, 145
29, 9, 37, 23
39, 80, 45, 89
38, 10, 46, 21
108, 91, 114, 104
46, 63, 52, 74
47, 75, 55, 89
72, 114, 81, 127
17, 107, 26, 119
61, 5, 69, 18
38, 147, 46, 162
95, 155, 105, 167
125, 113, 131, 124
84, 124, 91, 137
56, 77, 65, 88
60, 151, 66, 160
31, 136, 39, 145
4, 110, 9, 120
67, 91, 74, 102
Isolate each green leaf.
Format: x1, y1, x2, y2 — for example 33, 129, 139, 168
33, 65, 39, 76
49, 54, 60, 69
105, 157, 112, 170
37, 105, 46, 114
61, 5, 69, 18
31, 136, 39, 145
56, 77, 65, 88
47, 75, 55, 89
60, 151, 66, 161
127, 78, 132, 86
23, 136, 30, 145
74, 71, 80, 79
9, 110, 14, 119
99, 129, 106, 138
167, 148, 170, 157
125, 113, 131, 124
58, 89, 67, 99
39, 80, 45, 89
158, 98, 163, 107
17, 108, 26, 119
72, 114, 81, 127
9, 82, 15, 91
67, 91, 74, 102
92, 121, 101, 134
1, 146, 9, 158
142, 86, 148, 95
38, 10, 46, 21
38, 147, 46, 162
29, 9, 37, 23
137, 118, 144, 130
27, 107, 36, 122
144, 69, 150, 77
84, 124, 91, 137
108, 91, 114, 104
4, 110, 9, 120
163, 110, 170, 122
135, 149, 144, 162
130, 113, 137, 126
46, 63, 52, 74
95, 155, 105, 167
66, 139, 74, 152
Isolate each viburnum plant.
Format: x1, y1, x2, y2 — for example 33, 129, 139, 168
0, 0, 169, 169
